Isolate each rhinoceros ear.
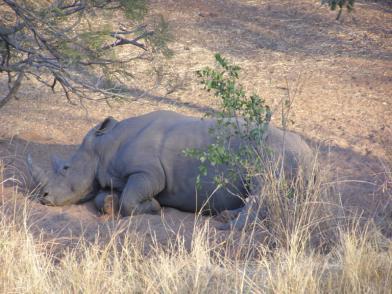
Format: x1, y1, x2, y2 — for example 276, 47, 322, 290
52, 155, 68, 174
95, 116, 118, 136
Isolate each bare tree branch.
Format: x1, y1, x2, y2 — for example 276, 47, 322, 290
102, 31, 153, 51
0, 0, 172, 109
0, 69, 24, 108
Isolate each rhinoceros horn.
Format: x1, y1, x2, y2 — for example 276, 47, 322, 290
27, 154, 48, 187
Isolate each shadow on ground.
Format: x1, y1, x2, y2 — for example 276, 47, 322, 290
188, 1, 391, 60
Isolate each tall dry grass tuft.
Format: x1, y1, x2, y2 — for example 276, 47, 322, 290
0, 160, 52, 293
1, 158, 391, 293
242, 151, 339, 254
262, 246, 325, 294
336, 226, 392, 293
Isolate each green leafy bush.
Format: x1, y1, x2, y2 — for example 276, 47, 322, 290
184, 54, 272, 190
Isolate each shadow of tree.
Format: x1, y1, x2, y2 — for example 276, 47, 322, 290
191, 1, 391, 60
124, 86, 215, 113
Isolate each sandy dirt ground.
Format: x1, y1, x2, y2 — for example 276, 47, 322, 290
1, 0, 391, 248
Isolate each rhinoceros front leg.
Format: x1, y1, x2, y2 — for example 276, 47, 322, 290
119, 172, 164, 216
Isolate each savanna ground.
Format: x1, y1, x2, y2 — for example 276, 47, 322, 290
1, 0, 391, 293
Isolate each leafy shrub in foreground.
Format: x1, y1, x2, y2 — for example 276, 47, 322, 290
184, 53, 271, 191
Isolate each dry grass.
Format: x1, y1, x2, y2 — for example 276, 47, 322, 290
1, 159, 391, 294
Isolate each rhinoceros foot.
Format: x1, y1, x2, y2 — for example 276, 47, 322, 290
103, 193, 120, 216
216, 196, 268, 231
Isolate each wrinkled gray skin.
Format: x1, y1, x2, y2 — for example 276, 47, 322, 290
28, 111, 313, 227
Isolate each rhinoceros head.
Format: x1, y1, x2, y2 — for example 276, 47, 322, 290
27, 117, 118, 206
27, 149, 98, 206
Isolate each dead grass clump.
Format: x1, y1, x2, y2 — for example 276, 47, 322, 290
0, 210, 52, 293
238, 152, 339, 253
262, 247, 325, 294
339, 229, 392, 293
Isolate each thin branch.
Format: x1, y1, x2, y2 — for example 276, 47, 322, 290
0, 69, 24, 109
118, 24, 147, 34
50, 78, 57, 92
54, 4, 85, 16
100, 30, 154, 51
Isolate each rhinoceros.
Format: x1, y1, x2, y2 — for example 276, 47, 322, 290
27, 110, 313, 221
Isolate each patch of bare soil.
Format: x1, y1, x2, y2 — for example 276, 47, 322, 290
0, 0, 391, 247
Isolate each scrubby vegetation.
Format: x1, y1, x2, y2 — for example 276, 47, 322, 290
185, 54, 272, 191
